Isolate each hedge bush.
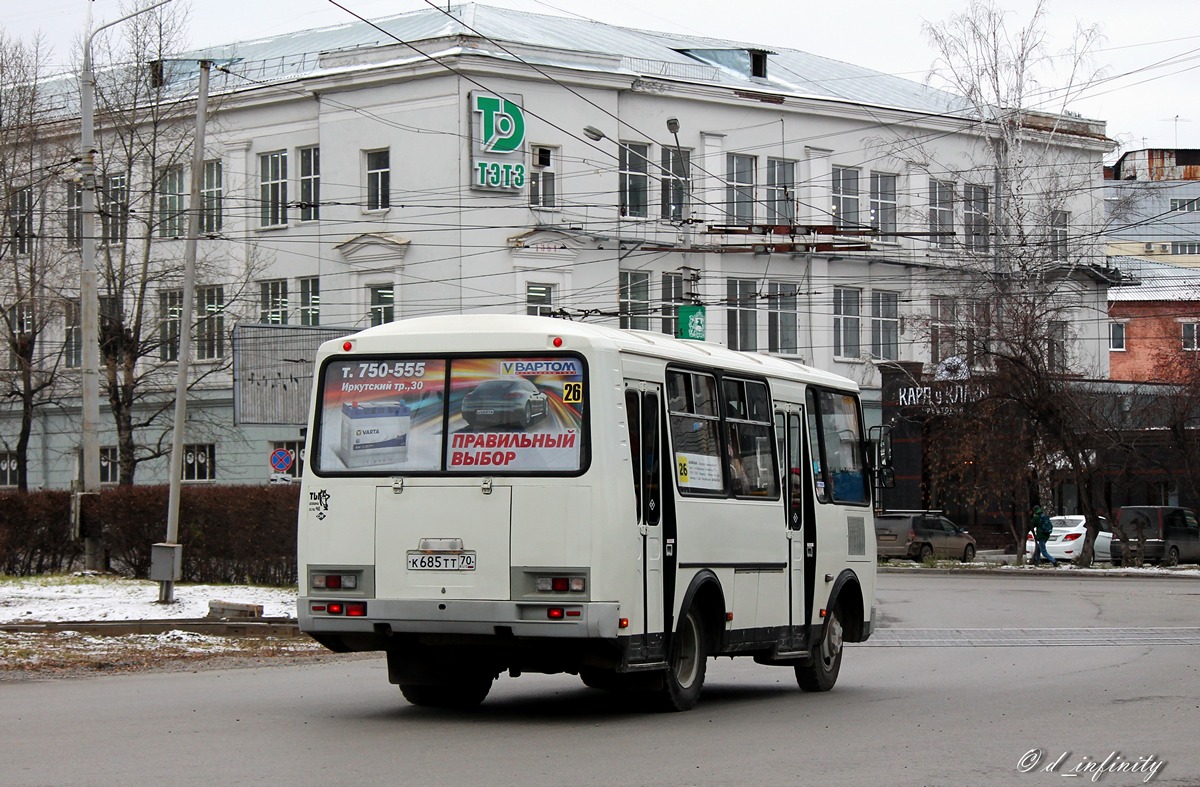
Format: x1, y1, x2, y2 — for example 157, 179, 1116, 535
0, 485, 299, 585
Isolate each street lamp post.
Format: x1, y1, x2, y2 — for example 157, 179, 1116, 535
78, 0, 174, 570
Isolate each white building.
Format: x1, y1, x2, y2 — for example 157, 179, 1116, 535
1, 3, 1115, 489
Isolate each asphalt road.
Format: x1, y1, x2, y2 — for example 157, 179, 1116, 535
3, 572, 1197, 786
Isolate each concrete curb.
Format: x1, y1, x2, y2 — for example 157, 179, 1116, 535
0, 618, 303, 637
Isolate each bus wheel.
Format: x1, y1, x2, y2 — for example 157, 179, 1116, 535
795, 604, 843, 692
400, 674, 493, 708
656, 607, 707, 711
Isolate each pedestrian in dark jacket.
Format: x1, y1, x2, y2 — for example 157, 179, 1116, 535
1032, 505, 1056, 567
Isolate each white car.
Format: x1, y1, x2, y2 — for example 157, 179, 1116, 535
1026, 516, 1113, 565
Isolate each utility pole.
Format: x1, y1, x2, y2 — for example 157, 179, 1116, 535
159, 59, 211, 604
79, 0, 174, 570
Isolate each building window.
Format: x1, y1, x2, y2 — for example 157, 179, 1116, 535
964, 184, 989, 252
929, 179, 954, 249
0, 452, 18, 487
366, 149, 390, 211
833, 287, 861, 358
931, 295, 957, 363
1183, 322, 1200, 351
159, 289, 182, 362
196, 286, 225, 360
259, 280, 288, 325
99, 446, 119, 484
1048, 320, 1068, 372
871, 291, 900, 361
259, 151, 288, 227
201, 160, 223, 234
529, 145, 557, 209
299, 277, 320, 326
101, 174, 129, 244
1170, 198, 1199, 212
158, 166, 185, 238
182, 443, 216, 481
726, 154, 755, 225
870, 172, 897, 237
8, 303, 33, 368
66, 183, 82, 248
9, 187, 34, 255
619, 270, 651, 330
526, 283, 554, 316
64, 300, 82, 368
368, 285, 394, 326
832, 167, 859, 230
766, 159, 795, 224
1172, 241, 1200, 255
727, 278, 757, 351
299, 147, 320, 222
661, 272, 685, 336
272, 440, 304, 480
1109, 322, 1126, 351
1049, 210, 1069, 260
767, 281, 798, 354
619, 143, 649, 218
661, 148, 690, 222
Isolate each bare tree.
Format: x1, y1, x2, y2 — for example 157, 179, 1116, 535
87, 2, 258, 484
0, 32, 74, 491
897, 0, 1121, 563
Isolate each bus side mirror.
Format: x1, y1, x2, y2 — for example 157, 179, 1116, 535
869, 425, 894, 489
879, 466, 895, 489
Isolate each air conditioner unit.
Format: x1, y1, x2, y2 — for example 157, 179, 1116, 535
1144, 243, 1154, 252
1161, 244, 1170, 252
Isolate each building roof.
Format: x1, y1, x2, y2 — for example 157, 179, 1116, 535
1109, 256, 1200, 302
160, 3, 972, 118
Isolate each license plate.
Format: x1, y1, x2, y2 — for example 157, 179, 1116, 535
407, 552, 476, 571
476, 409, 495, 415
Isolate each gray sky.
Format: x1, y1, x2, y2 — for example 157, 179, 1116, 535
7, 0, 1199, 156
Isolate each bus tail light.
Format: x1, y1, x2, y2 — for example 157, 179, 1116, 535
536, 576, 585, 592
346, 602, 367, 617
547, 607, 565, 620
327, 602, 344, 615
312, 573, 357, 590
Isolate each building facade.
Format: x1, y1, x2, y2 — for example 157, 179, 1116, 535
0, 3, 1114, 489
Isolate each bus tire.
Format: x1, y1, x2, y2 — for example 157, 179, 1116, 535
399, 674, 493, 708
656, 606, 707, 711
795, 603, 843, 692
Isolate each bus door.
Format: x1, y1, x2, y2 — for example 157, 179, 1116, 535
625, 385, 665, 655
776, 405, 810, 646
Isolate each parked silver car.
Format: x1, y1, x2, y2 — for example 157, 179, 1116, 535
875, 513, 976, 562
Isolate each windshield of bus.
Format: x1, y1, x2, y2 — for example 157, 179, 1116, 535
312, 354, 586, 475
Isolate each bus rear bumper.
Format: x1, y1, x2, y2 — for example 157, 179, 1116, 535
299, 597, 622, 641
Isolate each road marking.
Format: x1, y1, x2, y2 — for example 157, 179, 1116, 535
863, 627, 1200, 646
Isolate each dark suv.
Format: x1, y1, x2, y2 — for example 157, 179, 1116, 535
875, 512, 976, 562
1111, 506, 1200, 566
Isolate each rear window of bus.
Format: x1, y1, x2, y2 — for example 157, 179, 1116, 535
311, 354, 586, 475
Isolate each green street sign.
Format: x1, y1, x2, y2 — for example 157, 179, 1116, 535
676, 304, 706, 340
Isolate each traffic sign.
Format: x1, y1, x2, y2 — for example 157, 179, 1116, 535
270, 448, 294, 472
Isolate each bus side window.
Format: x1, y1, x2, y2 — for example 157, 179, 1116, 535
643, 391, 661, 526
806, 388, 830, 503
625, 389, 642, 522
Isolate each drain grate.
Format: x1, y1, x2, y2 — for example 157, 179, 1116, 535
861, 627, 1200, 647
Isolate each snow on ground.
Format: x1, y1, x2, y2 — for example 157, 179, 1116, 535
0, 574, 298, 623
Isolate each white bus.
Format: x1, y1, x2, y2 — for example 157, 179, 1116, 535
298, 315, 881, 710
